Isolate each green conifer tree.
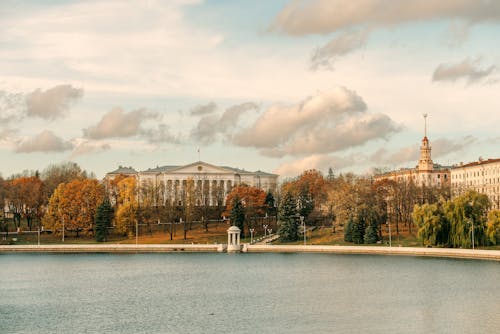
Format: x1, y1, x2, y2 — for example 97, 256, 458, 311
278, 192, 299, 242
95, 199, 113, 242
230, 196, 245, 238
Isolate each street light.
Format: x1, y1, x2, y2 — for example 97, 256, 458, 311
136, 219, 138, 246
249, 228, 255, 244
263, 224, 268, 238
470, 218, 475, 250
300, 216, 306, 246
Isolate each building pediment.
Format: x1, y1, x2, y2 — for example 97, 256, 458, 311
168, 161, 236, 175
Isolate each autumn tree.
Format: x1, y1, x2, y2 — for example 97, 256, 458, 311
43, 179, 105, 237
282, 169, 327, 223
41, 162, 90, 201
114, 177, 138, 235
9, 176, 45, 230
224, 185, 267, 218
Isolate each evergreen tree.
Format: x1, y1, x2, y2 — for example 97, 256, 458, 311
344, 215, 354, 242
95, 199, 113, 242
278, 191, 299, 242
352, 211, 366, 244
230, 196, 245, 237
364, 224, 379, 244
279, 191, 297, 221
264, 191, 275, 214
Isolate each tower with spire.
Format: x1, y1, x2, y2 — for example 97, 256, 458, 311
418, 113, 434, 172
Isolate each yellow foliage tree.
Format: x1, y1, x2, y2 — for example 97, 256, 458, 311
43, 179, 105, 237
114, 177, 138, 235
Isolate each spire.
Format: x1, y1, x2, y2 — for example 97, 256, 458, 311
423, 113, 428, 138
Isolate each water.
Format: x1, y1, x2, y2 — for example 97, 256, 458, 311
0, 253, 498, 334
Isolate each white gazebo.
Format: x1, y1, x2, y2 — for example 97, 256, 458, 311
227, 225, 241, 253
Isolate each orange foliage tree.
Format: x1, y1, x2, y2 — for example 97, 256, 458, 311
281, 169, 327, 220
9, 176, 45, 230
43, 179, 105, 237
223, 185, 267, 218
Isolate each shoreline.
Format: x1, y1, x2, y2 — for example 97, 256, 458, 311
1, 244, 499, 261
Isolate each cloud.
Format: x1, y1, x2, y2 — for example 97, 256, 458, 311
271, 0, 500, 35
233, 87, 400, 157
70, 140, 111, 158
141, 124, 181, 144
371, 135, 477, 166
275, 154, 356, 177
83, 107, 158, 139
0, 90, 25, 124
191, 102, 258, 144
15, 130, 73, 153
25, 84, 83, 120
432, 136, 477, 157
190, 102, 217, 116
310, 29, 369, 70
432, 58, 496, 84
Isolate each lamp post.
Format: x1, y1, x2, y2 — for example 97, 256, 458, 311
263, 224, 268, 238
250, 228, 255, 244
62, 216, 65, 243
37, 227, 40, 246
470, 218, 475, 250
300, 216, 306, 246
136, 219, 138, 246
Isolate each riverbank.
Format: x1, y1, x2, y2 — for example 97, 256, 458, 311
1, 244, 499, 261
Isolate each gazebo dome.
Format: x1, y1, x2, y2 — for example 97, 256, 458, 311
228, 225, 241, 233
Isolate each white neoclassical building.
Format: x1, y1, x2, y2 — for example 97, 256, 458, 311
450, 158, 500, 210
105, 161, 278, 206
374, 115, 450, 187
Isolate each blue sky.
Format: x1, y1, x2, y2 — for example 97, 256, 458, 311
1, 0, 499, 179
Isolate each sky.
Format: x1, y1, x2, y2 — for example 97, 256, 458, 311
1, 0, 499, 179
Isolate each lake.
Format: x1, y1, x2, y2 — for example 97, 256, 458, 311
0, 253, 498, 333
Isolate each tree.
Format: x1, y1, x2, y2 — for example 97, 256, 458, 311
9, 176, 45, 230
278, 192, 299, 242
364, 224, 379, 244
230, 196, 245, 237
224, 185, 267, 218
264, 191, 275, 215
282, 169, 327, 223
412, 202, 448, 246
444, 190, 489, 248
43, 179, 105, 237
344, 215, 354, 242
114, 177, 138, 235
486, 210, 500, 245
95, 199, 113, 242
41, 162, 90, 201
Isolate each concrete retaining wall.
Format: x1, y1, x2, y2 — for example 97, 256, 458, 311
0, 244, 498, 261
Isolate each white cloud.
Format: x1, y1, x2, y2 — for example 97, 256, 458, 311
70, 139, 111, 158
0, 90, 24, 124
25, 84, 83, 120
191, 102, 259, 144
83, 107, 158, 139
190, 102, 217, 116
371, 136, 477, 166
274, 154, 356, 177
310, 29, 369, 70
432, 58, 496, 84
233, 87, 399, 157
272, 0, 500, 35
15, 130, 73, 153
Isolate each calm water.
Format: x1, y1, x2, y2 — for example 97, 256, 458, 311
0, 253, 498, 334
